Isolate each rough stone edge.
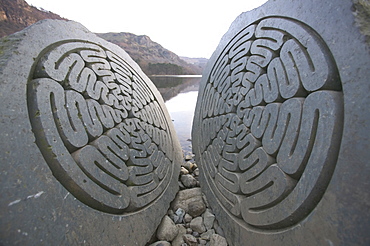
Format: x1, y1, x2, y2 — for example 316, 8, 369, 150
352, 0, 370, 46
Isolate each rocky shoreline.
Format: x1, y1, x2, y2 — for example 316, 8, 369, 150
147, 154, 228, 246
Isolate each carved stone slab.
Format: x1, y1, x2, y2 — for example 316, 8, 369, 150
0, 20, 182, 245
192, 0, 370, 245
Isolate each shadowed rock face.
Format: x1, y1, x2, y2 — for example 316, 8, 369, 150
192, 0, 370, 245
0, 19, 182, 246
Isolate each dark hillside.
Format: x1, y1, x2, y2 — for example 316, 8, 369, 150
0, 0, 66, 37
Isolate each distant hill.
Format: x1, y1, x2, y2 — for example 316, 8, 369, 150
96, 32, 204, 75
0, 0, 66, 37
180, 56, 208, 72
0, 0, 207, 75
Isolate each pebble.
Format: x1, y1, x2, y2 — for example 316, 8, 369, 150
180, 174, 197, 188
182, 161, 193, 170
203, 209, 215, 230
156, 215, 178, 242
173, 208, 186, 224
172, 225, 186, 246
171, 188, 203, 213
149, 241, 171, 246
199, 239, 207, 245
193, 168, 200, 176
201, 229, 215, 241
148, 155, 229, 246
190, 217, 206, 233
184, 213, 192, 223
180, 167, 189, 175
210, 234, 228, 246
183, 234, 197, 246
188, 199, 206, 217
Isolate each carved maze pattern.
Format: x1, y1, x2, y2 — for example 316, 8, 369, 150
197, 17, 343, 230
28, 41, 174, 214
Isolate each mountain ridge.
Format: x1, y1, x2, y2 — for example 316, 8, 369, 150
96, 32, 205, 75
0, 0, 207, 75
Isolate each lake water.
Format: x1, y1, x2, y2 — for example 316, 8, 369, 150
150, 75, 201, 154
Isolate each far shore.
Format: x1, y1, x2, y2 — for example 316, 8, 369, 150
149, 74, 202, 78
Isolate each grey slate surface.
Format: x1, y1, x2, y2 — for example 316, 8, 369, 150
192, 0, 370, 245
0, 20, 182, 245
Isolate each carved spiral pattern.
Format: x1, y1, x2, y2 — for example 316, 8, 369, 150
195, 17, 343, 230
28, 41, 174, 214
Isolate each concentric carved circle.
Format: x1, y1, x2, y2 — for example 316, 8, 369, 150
194, 17, 343, 230
28, 41, 175, 214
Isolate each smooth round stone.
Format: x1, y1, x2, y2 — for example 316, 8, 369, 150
0, 19, 182, 246
192, 0, 370, 245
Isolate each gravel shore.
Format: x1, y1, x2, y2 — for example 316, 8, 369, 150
147, 153, 229, 246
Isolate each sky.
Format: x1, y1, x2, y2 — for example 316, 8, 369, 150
25, 0, 267, 59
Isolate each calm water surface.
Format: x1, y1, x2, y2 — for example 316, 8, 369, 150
150, 75, 201, 153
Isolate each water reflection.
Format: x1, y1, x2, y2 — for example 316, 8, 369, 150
150, 75, 201, 102
150, 76, 201, 153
